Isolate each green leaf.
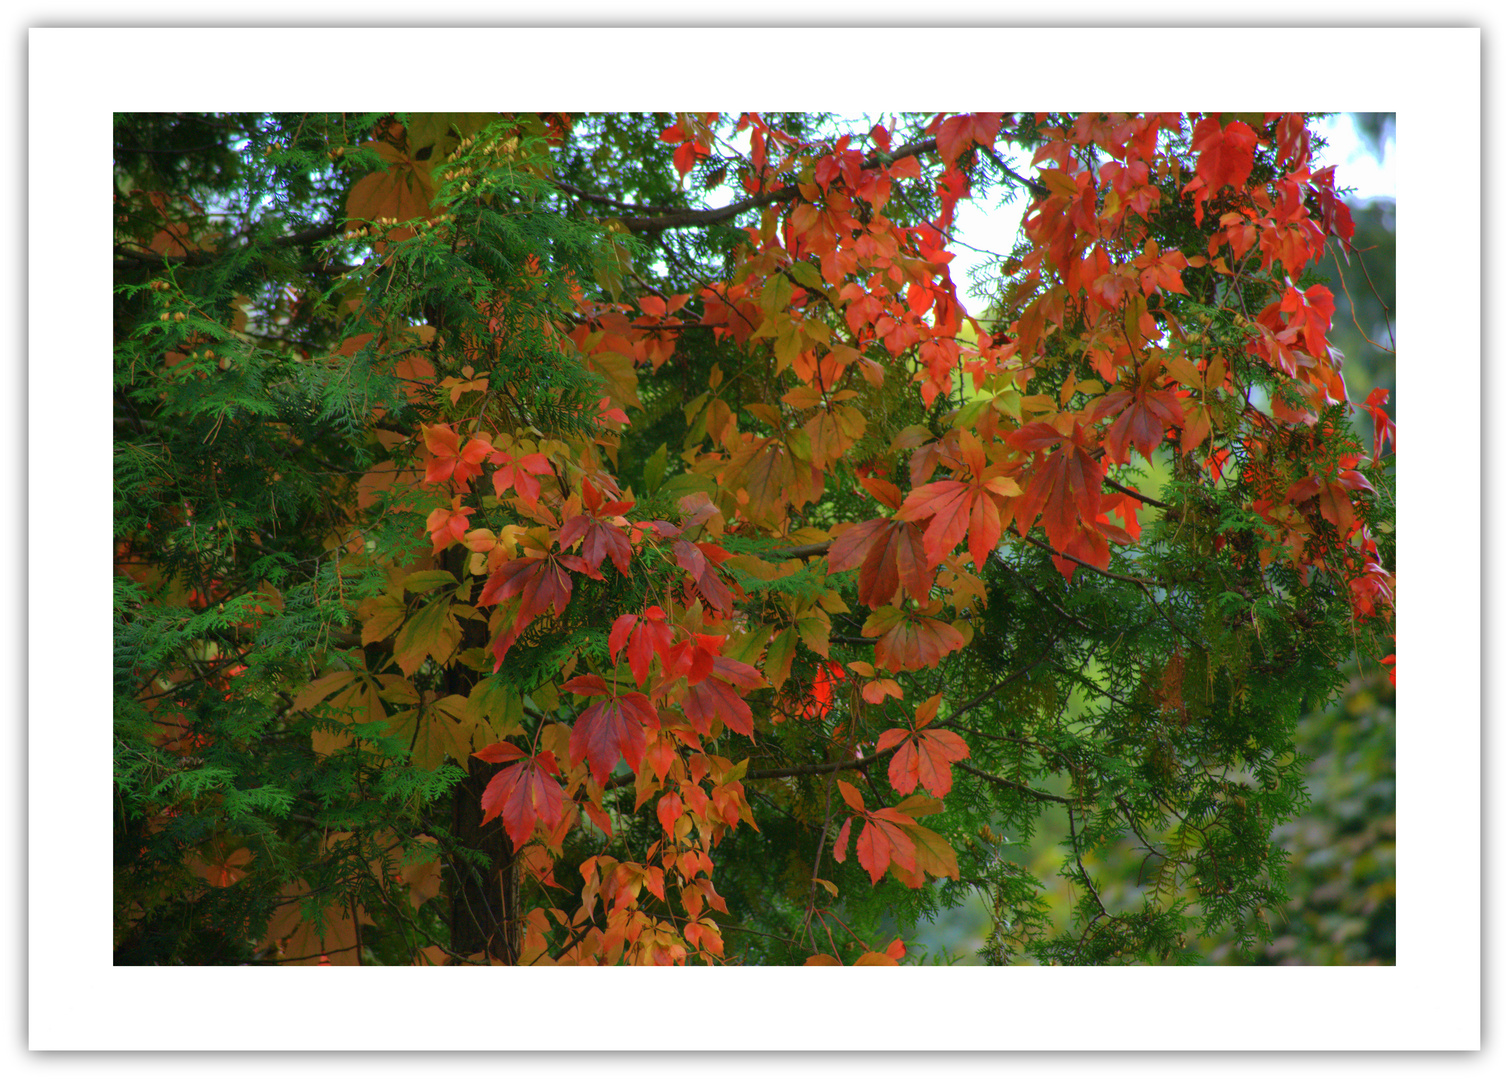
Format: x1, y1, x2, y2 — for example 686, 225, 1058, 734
642, 442, 669, 495
788, 260, 824, 291
393, 597, 461, 677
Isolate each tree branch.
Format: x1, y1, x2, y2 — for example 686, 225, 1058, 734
114, 220, 348, 270
1016, 533, 1157, 585
978, 144, 1051, 200
955, 761, 1073, 804
566, 137, 942, 234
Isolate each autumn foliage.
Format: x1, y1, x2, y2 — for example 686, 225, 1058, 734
113, 110, 1393, 967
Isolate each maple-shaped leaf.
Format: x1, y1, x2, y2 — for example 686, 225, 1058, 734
855, 812, 918, 885
293, 668, 386, 755
478, 553, 573, 622
188, 846, 254, 889
608, 606, 675, 685
877, 722, 970, 798
558, 515, 632, 578
563, 677, 655, 785
1131, 239, 1190, 298
935, 112, 1005, 167
895, 430, 1021, 569
425, 497, 475, 555
478, 553, 575, 668
262, 878, 373, 966
864, 606, 966, 672
1190, 116, 1258, 194
489, 449, 553, 506
346, 139, 438, 228
1090, 358, 1186, 465
828, 516, 933, 608
475, 745, 566, 850
558, 477, 635, 577
423, 424, 493, 488
1006, 422, 1104, 554
376, 681, 461, 770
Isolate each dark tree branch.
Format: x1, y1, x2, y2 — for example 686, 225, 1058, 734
978, 144, 1051, 200
1104, 475, 1174, 511
956, 761, 1074, 805
114, 220, 348, 270
563, 137, 943, 234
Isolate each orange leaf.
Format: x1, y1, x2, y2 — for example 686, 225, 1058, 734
829, 517, 933, 608
880, 727, 970, 797
864, 606, 965, 672
895, 431, 1020, 570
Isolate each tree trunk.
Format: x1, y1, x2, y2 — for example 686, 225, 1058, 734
441, 543, 520, 963
448, 756, 519, 963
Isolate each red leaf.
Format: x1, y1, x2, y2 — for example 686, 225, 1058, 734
673, 540, 736, 615
473, 741, 527, 764
828, 517, 933, 608
881, 728, 970, 797
425, 499, 475, 554
1191, 116, 1258, 193
423, 425, 493, 488
478, 555, 573, 624
855, 819, 892, 884
864, 607, 966, 672
657, 791, 684, 836
894, 431, 1020, 570
681, 675, 755, 737
833, 817, 853, 862
936, 112, 1004, 166
1011, 424, 1103, 553
569, 691, 654, 785
560, 673, 610, 697
807, 661, 846, 719
478, 753, 565, 850
856, 816, 916, 885
609, 607, 675, 686
1092, 366, 1185, 465
1359, 387, 1396, 459
559, 515, 632, 578
489, 450, 553, 506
